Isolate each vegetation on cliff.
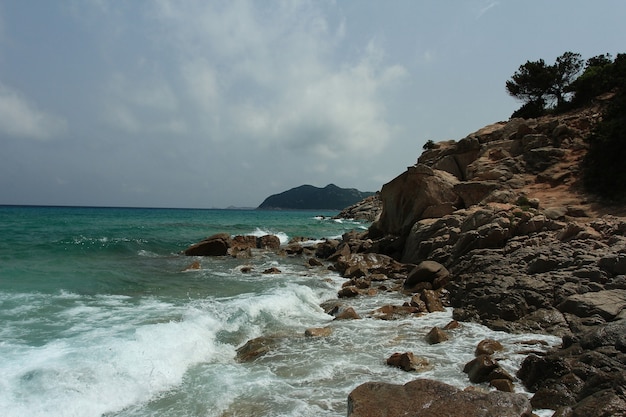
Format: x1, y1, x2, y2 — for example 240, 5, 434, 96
582, 70, 626, 201
507, 52, 626, 201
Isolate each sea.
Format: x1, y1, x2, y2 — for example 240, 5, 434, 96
0, 205, 561, 417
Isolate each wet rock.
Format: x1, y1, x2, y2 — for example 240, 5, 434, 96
304, 327, 332, 337
463, 354, 497, 383
475, 339, 504, 356
182, 261, 201, 271
420, 289, 445, 313
262, 267, 281, 274
285, 243, 303, 255
490, 379, 515, 392
386, 352, 431, 372
230, 235, 257, 252
307, 257, 324, 267
333, 306, 361, 320
517, 354, 573, 393
530, 373, 582, 409
184, 233, 231, 256
574, 319, 626, 351
338, 286, 360, 298
347, 378, 532, 417
236, 336, 278, 362
371, 305, 421, 320
443, 320, 461, 330
257, 234, 281, 250
315, 239, 340, 259
425, 326, 449, 344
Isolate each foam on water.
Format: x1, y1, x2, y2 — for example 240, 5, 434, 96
1, 282, 562, 417
247, 227, 290, 244
0, 208, 564, 416
0, 294, 233, 417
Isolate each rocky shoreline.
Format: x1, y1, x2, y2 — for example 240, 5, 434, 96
185, 102, 625, 416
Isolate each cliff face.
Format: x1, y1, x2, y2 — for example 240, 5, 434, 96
370, 101, 613, 241
337, 101, 626, 415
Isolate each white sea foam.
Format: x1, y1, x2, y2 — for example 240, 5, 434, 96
2, 269, 560, 417
1, 282, 563, 417
247, 227, 290, 244
0, 296, 233, 417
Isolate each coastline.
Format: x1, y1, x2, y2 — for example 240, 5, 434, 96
183, 100, 626, 416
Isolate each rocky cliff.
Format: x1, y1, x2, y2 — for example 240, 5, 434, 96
337, 99, 626, 416
185, 99, 626, 416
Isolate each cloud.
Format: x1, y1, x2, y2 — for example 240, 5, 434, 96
102, 74, 187, 134
232, 48, 407, 158
150, 0, 406, 157
0, 83, 67, 140
477, 1, 500, 19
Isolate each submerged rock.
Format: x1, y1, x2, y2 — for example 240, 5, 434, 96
386, 352, 431, 372
304, 327, 332, 337
236, 336, 279, 362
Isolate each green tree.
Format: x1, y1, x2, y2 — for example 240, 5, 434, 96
551, 52, 583, 107
581, 53, 626, 200
506, 52, 583, 117
570, 53, 614, 105
506, 58, 553, 107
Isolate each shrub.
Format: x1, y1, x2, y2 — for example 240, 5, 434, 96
582, 88, 626, 201
423, 140, 436, 150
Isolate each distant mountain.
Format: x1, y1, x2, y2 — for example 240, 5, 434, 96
257, 184, 375, 210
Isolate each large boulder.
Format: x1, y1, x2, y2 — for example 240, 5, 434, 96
369, 165, 460, 238
347, 378, 532, 417
404, 260, 450, 290
184, 233, 231, 256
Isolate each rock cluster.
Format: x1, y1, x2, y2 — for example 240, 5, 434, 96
335, 103, 625, 415
186, 102, 626, 415
184, 232, 281, 257
333, 193, 382, 222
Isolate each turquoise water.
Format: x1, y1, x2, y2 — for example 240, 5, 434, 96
0, 206, 560, 417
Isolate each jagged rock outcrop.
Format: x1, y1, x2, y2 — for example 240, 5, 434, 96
369, 105, 605, 245
190, 102, 625, 415
369, 165, 460, 238
333, 193, 382, 222
336, 102, 625, 414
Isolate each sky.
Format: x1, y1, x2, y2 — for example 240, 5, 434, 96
0, 1, 625, 209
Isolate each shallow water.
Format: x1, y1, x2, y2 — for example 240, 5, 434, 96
0, 206, 560, 417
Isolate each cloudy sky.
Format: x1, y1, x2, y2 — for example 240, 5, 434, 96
1, 1, 624, 208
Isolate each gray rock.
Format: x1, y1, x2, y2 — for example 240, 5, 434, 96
557, 289, 626, 320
